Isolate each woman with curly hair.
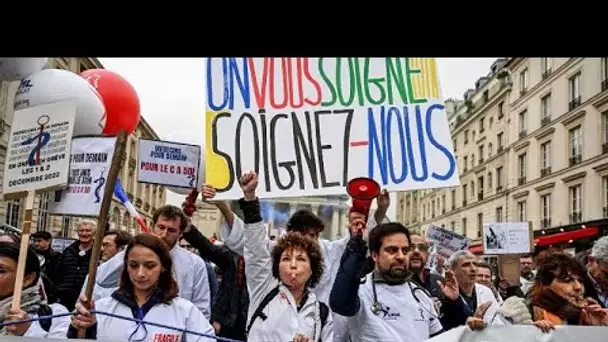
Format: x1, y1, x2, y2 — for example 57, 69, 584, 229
238, 171, 333, 342
471, 253, 608, 332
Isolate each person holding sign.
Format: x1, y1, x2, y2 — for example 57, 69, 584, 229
0, 242, 71, 338
90, 205, 212, 319
235, 171, 333, 342
69, 234, 215, 341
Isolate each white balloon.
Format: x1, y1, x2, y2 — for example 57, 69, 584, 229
14, 69, 106, 136
0, 58, 48, 81
162, 130, 205, 195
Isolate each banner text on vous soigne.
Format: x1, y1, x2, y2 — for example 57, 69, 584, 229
205, 58, 459, 199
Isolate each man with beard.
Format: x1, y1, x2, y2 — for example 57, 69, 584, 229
519, 254, 536, 295
329, 223, 457, 341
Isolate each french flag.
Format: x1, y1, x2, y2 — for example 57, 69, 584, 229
114, 178, 149, 233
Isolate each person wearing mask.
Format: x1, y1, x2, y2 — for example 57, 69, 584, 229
238, 172, 333, 342
181, 190, 249, 341
79, 229, 134, 301
519, 254, 536, 296
204, 184, 390, 342
330, 221, 450, 341
0, 242, 70, 338
441, 250, 500, 331
69, 234, 215, 341
91, 205, 211, 318
56, 220, 95, 311
473, 253, 608, 331
576, 236, 608, 308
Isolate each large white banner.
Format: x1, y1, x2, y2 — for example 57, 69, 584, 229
49, 136, 116, 217
205, 58, 460, 200
137, 138, 202, 190
425, 326, 606, 342
2, 101, 76, 199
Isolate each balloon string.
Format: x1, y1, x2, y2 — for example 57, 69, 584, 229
0, 310, 243, 342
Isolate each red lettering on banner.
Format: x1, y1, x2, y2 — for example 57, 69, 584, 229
153, 333, 181, 342
141, 162, 159, 171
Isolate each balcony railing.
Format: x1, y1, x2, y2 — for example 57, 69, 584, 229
569, 212, 582, 223
541, 218, 551, 229
602, 79, 608, 92
496, 185, 503, 192
568, 96, 582, 111
519, 130, 527, 139
540, 167, 552, 177
462, 200, 467, 206
478, 192, 484, 201
569, 154, 582, 166
541, 116, 551, 127
518, 177, 526, 186
603, 143, 608, 154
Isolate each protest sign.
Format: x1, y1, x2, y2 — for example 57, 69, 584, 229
483, 222, 532, 255
427, 225, 469, 259
2, 101, 76, 199
49, 136, 116, 216
205, 58, 459, 200
424, 325, 606, 342
137, 138, 201, 190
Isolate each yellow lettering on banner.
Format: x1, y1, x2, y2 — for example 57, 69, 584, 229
410, 58, 425, 100
427, 58, 440, 99
205, 111, 231, 190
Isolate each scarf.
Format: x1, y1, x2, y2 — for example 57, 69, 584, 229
372, 269, 412, 285
0, 286, 44, 335
531, 288, 582, 324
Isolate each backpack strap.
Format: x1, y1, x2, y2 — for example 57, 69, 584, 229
37, 305, 53, 333
319, 302, 329, 329
246, 286, 280, 335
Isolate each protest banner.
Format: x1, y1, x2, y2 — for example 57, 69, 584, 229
2, 101, 76, 199
48, 136, 116, 217
1, 100, 76, 311
137, 138, 202, 190
424, 325, 606, 342
483, 221, 534, 286
427, 225, 469, 258
205, 58, 459, 200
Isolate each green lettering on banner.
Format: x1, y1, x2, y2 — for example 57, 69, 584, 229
405, 57, 426, 104
336, 58, 356, 106
352, 58, 365, 106
364, 58, 386, 105
385, 58, 409, 104
318, 58, 336, 106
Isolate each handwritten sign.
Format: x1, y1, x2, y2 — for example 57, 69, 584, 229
205, 58, 459, 200
137, 138, 201, 189
2, 101, 76, 199
49, 136, 116, 216
483, 222, 532, 255
427, 225, 469, 259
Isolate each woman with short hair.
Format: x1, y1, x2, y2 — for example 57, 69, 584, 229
238, 171, 333, 342
69, 234, 215, 341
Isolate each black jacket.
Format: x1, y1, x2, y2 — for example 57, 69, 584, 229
39, 248, 62, 304
182, 226, 249, 340
56, 241, 92, 311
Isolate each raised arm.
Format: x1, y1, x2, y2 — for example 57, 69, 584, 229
182, 224, 233, 270
329, 237, 368, 316
239, 172, 276, 310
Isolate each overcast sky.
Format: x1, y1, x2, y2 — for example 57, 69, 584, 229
98, 57, 498, 217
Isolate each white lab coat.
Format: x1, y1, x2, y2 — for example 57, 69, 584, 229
24, 303, 70, 339
90, 245, 211, 319
92, 296, 215, 342
346, 275, 443, 342
472, 283, 501, 323
220, 213, 384, 342
244, 220, 334, 342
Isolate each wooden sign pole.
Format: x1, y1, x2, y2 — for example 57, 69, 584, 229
11, 191, 36, 311
78, 130, 127, 337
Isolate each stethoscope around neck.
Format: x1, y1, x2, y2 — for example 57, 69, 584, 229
370, 279, 441, 321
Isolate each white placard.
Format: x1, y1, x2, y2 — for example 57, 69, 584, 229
2, 101, 76, 199
48, 136, 116, 216
137, 138, 202, 189
483, 222, 531, 255
427, 225, 469, 258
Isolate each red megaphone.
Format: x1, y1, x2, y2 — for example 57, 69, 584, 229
347, 177, 381, 218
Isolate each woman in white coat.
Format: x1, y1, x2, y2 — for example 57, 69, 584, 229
0, 242, 70, 338
238, 171, 333, 342
69, 233, 215, 342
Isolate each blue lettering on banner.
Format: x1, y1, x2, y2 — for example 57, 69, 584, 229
206, 58, 251, 111
367, 104, 456, 185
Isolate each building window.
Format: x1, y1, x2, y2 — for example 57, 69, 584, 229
470, 181, 475, 197
569, 73, 581, 102
496, 166, 503, 189
498, 102, 504, 119
450, 221, 455, 231
479, 117, 485, 132
496, 206, 503, 222
497, 132, 504, 149
462, 184, 468, 203
462, 217, 468, 237
451, 189, 456, 209
478, 145, 484, 163
488, 142, 493, 157
519, 68, 529, 93
602, 111, 608, 144
603, 176, 608, 216
540, 141, 551, 169
602, 57, 608, 81
518, 153, 527, 180
441, 195, 446, 213
463, 156, 468, 171
464, 130, 469, 144
517, 201, 527, 221
488, 171, 493, 189
61, 216, 72, 238
477, 213, 483, 238
569, 126, 582, 159
569, 184, 582, 222
541, 58, 553, 75
540, 194, 551, 226
5, 200, 22, 228
36, 193, 50, 232
518, 110, 527, 134
541, 93, 552, 120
